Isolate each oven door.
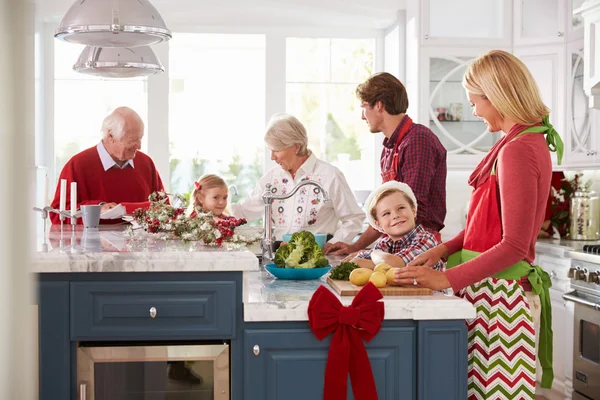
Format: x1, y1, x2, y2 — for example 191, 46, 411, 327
77, 344, 230, 400
564, 291, 600, 400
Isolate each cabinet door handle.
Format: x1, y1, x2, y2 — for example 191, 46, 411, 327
424, 34, 429, 40
79, 382, 87, 400
550, 270, 557, 280
253, 345, 260, 356
558, 31, 564, 37
149, 307, 157, 318
590, 150, 597, 156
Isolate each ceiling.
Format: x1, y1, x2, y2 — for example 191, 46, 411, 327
36, 0, 406, 29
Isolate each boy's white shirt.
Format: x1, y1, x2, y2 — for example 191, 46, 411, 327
231, 153, 365, 243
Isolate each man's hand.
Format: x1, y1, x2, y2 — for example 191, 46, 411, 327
100, 202, 118, 213
324, 241, 354, 255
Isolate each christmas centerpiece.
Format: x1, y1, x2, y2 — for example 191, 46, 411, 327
129, 191, 261, 247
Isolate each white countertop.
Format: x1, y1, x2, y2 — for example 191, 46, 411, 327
243, 268, 477, 322
32, 225, 259, 273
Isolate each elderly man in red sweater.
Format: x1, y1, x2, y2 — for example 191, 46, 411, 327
50, 106, 164, 224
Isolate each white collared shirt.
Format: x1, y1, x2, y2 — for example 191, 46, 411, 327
231, 153, 365, 243
96, 141, 134, 171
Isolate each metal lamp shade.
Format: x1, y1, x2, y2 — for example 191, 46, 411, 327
55, 0, 172, 47
73, 46, 165, 78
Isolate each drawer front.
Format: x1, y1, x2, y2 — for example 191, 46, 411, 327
71, 281, 235, 340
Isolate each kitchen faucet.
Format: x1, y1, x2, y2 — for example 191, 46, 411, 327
260, 180, 330, 261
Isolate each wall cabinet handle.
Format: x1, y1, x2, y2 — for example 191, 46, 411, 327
253, 345, 260, 356
550, 270, 557, 280
558, 31, 564, 37
424, 34, 429, 40
149, 307, 157, 318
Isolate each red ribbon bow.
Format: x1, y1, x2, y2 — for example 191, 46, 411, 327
194, 182, 201, 190
308, 282, 385, 400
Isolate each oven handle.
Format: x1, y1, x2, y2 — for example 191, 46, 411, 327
563, 291, 600, 310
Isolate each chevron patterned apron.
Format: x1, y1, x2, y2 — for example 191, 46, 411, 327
449, 129, 554, 399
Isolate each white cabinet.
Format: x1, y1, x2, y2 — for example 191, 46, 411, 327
565, 41, 600, 167
513, 45, 566, 168
420, 0, 511, 46
418, 47, 503, 169
514, 0, 566, 45
535, 253, 574, 400
576, 0, 600, 109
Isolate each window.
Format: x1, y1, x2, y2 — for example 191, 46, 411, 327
285, 38, 376, 191
53, 40, 148, 178
168, 33, 266, 203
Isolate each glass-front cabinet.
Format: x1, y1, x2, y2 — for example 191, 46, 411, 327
569, 0, 586, 40
420, 48, 501, 168
420, 0, 510, 46
566, 42, 599, 167
514, 0, 566, 45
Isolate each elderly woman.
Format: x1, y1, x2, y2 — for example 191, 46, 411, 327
231, 113, 365, 251
395, 50, 563, 399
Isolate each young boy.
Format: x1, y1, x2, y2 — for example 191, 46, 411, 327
351, 181, 444, 271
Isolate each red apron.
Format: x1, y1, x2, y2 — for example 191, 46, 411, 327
380, 117, 413, 183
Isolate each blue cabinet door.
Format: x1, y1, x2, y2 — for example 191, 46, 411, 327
244, 322, 416, 400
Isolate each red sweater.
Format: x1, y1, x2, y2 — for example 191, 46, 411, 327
50, 146, 164, 224
444, 133, 552, 292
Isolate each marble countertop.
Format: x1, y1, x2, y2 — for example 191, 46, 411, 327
536, 237, 600, 263
243, 265, 476, 322
32, 225, 259, 273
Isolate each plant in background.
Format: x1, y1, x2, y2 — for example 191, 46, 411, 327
548, 173, 592, 237
131, 191, 258, 246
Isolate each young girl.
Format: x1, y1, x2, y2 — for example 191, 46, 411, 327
351, 181, 444, 271
186, 174, 232, 222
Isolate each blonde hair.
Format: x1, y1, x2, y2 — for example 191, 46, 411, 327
369, 189, 416, 222
186, 174, 228, 216
264, 113, 310, 156
462, 50, 549, 125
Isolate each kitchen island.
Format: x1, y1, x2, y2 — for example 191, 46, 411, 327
34, 226, 475, 400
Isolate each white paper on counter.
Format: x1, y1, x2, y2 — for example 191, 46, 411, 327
100, 204, 126, 219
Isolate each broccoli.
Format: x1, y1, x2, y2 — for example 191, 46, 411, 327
273, 231, 329, 269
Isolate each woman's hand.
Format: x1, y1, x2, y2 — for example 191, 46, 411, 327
394, 266, 451, 291
406, 245, 446, 268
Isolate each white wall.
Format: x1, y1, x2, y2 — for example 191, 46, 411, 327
0, 1, 35, 400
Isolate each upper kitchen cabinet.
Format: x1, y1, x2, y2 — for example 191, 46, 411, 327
514, 45, 566, 167
419, 47, 503, 169
568, 0, 586, 41
513, 0, 566, 45
566, 41, 600, 167
420, 0, 511, 47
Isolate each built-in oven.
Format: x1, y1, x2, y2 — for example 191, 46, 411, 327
77, 343, 230, 400
564, 253, 600, 400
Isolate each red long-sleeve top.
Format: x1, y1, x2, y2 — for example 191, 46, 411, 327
444, 133, 552, 292
50, 146, 164, 224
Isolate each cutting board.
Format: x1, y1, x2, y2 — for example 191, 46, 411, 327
327, 277, 432, 296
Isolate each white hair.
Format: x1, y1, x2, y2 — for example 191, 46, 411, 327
264, 113, 310, 156
100, 107, 143, 141
364, 181, 418, 232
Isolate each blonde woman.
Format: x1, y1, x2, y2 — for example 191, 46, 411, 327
231, 113, 365, 248
395, 50, 563, 399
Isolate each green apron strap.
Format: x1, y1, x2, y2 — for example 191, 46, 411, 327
518, 117, 564, 165
527, 265, 554, 389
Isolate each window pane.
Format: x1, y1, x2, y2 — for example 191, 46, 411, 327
168, 33, 265, 203
286, 38, 331, 83
286, 38, 376, 191
53, 41, 148, 178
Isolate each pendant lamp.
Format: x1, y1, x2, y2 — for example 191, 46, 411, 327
73, 46, 164, 78
55, 0, 171, 47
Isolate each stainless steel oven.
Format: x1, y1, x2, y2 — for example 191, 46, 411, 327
565, 253, 600, 400
77, 344, 229, 400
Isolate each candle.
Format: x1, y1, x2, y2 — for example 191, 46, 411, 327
59, 179, 67, 221
70, 181, 77, 225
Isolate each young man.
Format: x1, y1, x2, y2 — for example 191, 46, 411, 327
324, 72, 447, 255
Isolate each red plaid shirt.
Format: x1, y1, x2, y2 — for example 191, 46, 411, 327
381, 117, 447, 232
355, 225, 444, 270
